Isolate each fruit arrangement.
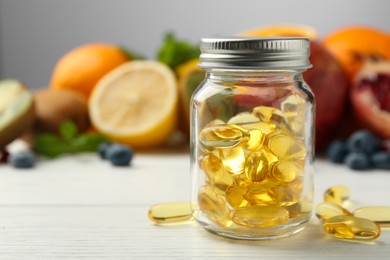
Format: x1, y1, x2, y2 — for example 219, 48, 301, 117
1, 25, 390, 170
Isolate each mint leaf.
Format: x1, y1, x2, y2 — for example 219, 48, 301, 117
71, 133, 107, 152
34, 121, 107, 158
33, 134, 70, 158
60, 121, 78, 143
157, 32, 200, 71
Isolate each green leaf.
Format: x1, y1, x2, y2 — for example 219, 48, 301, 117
157, 32, 200, 71
59, 121, 78, 143
70, 133, 107, 152
33, 134, 70, 158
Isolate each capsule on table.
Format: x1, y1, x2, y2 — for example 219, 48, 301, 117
323, 215, 381, 240
231, 205, 289, 228
353, 206, 390, 226
148, 202, 193, 225
315, 202, 353, 222
324, 185, 350, 206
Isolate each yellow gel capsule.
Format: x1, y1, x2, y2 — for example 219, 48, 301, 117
268, 186, 301, 206
148, 202, 193, 225
212, 170, 236, 193
323, 215, 381, 240
267, 134, 306, 161
227, 112, 259, 125
253, 106, 291, 132
198, 186, 232, 227
244, 151, 268, 183
220, 146, 246, 174
315, 202, 353, 222
281, 95, 306, 135
271, 160, 303, 183
231, 205, 289, 228
225, 185, 250, 209
199, 124, 248, 148
242, 121, 276, 135
246, 129, 265, 151
244, 182, 275, 205
324, 185, 350, 206
200, 154, 223, 181
200, 153, 235, 192
353, 206, 390, 226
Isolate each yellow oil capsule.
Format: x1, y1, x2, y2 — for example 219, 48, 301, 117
148, 202, 193, 225
200, 153, 234, 192
323, 215, 381, 240
270, 160, 303, 183
315, 202, 353, 222
267, 134, 306, 161
353, 206, 390, 226
220, 146, 246, 174
245, 129, 265, 151
225, 185, 250, 209
263, 148, 279, 166
227, 112, 259, 125
244, 151, 268, 183
324, 185, 350, 206
234, 172, 252, 187
242, 121, 276, 135
244, 182, 275, 205
253, 106, 292, 132
198, 186, 232, 227
212, 170, 236, 193
285, 199, 312, 219
200, 154, 223, 181
268, 185, 301, 206
199, 124, 248, 148
281, 95, 306, 135
231, 205, 289, 228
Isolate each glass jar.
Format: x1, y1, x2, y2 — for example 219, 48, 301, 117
190, 37, 315, 240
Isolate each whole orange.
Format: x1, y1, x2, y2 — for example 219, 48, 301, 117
50, 43, 129, 99
323, 26, 390, 81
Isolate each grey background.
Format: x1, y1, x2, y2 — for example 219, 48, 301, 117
1, 0, 390, 90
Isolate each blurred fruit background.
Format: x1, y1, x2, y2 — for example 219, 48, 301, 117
1, 0, 390, 156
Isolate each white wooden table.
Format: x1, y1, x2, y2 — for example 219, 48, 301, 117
1, 146, 390, 259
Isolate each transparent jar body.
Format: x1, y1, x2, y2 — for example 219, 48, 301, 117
190, 69, 315, 240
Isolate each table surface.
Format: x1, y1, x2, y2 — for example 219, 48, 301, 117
1, 144, 390, 259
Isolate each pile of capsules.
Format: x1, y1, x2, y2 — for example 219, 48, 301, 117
195, 97, 311, 229
316, 185, 389, 240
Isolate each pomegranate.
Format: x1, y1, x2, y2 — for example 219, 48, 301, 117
351, 60, 390, 138
303, 41, 349, 150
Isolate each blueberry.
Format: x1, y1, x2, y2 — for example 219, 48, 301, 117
371, 152, 390, 169
346, 130, 382, 154
327, 140, 348, 163
98, 142, 111, 159
10, 151, 35, 169
344, 152, 371, 171
106, 144, 133, 166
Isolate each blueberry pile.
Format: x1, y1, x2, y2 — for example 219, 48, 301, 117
327, 130, 390, 170
98, 142, 134, 166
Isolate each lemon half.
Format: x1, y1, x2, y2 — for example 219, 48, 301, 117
89, 60, 178, 149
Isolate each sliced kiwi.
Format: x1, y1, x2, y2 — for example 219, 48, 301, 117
0, 79, 35, 148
